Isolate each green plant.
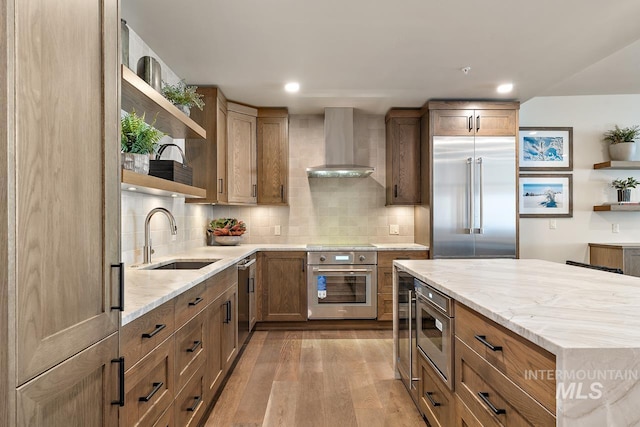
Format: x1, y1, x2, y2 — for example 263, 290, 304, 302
121, 111, 165, 154
603, 125, 640, 144
611, 177, 639, 190
161, 80, 205, 110
208, 218, 246, 236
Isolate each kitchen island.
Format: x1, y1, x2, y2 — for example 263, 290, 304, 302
393, 258, 640, 427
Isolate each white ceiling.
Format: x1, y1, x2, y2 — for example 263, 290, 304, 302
122, 0, 640, 114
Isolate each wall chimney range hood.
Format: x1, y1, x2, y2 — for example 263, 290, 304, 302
306, 108, 375, 178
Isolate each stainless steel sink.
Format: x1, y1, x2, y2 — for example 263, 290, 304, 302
142, 259, 220, 270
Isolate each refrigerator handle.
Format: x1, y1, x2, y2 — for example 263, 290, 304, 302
475, 157, 484, 234
465, 157, 474, 234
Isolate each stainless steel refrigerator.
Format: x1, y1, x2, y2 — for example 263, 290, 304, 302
431, 135, 516, 258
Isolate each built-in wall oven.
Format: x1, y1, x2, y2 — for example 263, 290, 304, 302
415, 278, 455, 390
307, 251, 377, 319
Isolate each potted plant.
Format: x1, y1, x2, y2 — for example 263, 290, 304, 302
161, 79, 205, 117
207, 218, 246, 246
611, 177, 638, 202
603, 125, 640, 161
121, 111, 165, 174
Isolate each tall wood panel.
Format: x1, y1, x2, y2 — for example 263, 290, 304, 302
257, 109, 288, 205
386, 110, 421, 205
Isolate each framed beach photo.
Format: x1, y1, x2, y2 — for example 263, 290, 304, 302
519, 174, 573, 218
519, 127, 573, 171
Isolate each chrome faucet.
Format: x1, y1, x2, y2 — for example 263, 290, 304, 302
144, 207, 177, 264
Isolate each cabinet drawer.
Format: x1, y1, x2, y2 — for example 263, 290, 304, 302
456, 338, 555, 427
377, 293, 393, 321
175, 310, 206, 393
175, 363, 206, 427
175, 281, 209, 328
455, 303, 556, 413
121, 300, 175, 371
418, 352, 453, 427
207, 265, 237, 302
377, 250, 428, 268
124, 336, 175, 427
152, 404, 174, 427
455, 395, 483, 427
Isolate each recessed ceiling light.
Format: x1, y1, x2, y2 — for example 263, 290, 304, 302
497, 83, 513, 94
284, 82, 300, 93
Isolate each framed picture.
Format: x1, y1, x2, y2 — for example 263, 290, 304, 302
519, 174, 573, 218
519, 127, 573, 171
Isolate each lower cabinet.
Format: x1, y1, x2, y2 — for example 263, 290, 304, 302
175, 363, 206, 427
377, 250, 428, 321
258, 251, 307, 321
418, 352, 453, 427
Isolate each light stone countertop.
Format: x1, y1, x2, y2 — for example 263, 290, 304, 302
122, 242, 427, 325
393, 258, 640, 427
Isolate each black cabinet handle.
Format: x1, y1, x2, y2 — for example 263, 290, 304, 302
280, 184, 285, 201
110, 263, 124, 311
189, 297, 203, 306
394, 185, 398, 198
476, 115, 480, 132
223, 301, 231, 324
474, 335, 502, 351
250, 277, 255, 293
477, 392, 506, 415
142, 324, 166, 339
424, 391, 441, 407
187, 395, 202, 412
218, 178, 224, 194
252, 184, 257, 198
187, 340, 202, 353
301, 259, 305, 272
139, 382, 163, 402
111, 357, 125, 406
468, 116, 473, 132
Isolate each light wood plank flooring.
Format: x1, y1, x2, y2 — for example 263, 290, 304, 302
203, 330, 425, 427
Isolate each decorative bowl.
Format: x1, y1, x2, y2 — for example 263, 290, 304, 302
214, 236, 242, 246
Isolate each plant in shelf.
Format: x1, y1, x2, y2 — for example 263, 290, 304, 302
603, 125, 640, 161
161, 79, 205, 117
611, 177, 639, 202
207, 218, 246, 246
121, 111, 165, 174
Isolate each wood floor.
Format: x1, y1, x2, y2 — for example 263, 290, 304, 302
203, 330, 425, 427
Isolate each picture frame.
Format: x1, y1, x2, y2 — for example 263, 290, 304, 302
519, 127, 573, 171
519, 174, 573, 218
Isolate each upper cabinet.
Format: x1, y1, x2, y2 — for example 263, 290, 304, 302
257, 108, 289, 205
430, 102, 517, 136
386, 109, 421, 205
227, 102, 258, 205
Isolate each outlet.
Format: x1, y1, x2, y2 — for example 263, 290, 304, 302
389, 224, 400, 235
274, 225, 281, 236
612, 223, 620, 233
549, 219, 557, 230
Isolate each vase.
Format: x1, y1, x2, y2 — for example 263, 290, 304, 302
121, 152, 150, 174
214, 236, 242, 246
177, 104, 191, 117
617, 189, 631, 202
136, 56, 162, 92
608, 142, 636, 161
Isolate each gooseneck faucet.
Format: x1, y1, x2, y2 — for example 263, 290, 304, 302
144, 207, 178, 264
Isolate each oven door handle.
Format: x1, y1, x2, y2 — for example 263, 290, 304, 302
314, 268, 372, 273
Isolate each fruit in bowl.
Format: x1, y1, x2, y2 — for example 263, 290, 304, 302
207, 218, 246, 246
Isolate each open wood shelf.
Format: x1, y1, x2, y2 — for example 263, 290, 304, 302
593, 204, 640, 212
121, 65, 206, 139
593, 161, 640, 170
121, 169, 207, 198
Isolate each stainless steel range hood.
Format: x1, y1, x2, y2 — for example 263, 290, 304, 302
306, 108, 375, 178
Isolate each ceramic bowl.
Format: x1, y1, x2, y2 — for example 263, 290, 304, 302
214, 236, 242, 246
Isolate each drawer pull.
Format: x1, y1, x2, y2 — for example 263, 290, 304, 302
142, 324, 166, 339
139, 382, 164, 402
424, 391, 441, 407
477, 392, 506, 415
186, 395, 202, 412
474, 335, 502, 352
187, 340, 202, 353
189, 297, 203, 306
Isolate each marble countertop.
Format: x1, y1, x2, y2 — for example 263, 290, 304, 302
122, 242, 427, 325
588, 242, 640, 248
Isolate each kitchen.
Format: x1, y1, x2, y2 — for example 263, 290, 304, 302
2, 1, 640, 427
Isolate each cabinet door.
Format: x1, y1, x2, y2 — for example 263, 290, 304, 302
432, 110, 475, 136
221, 287, 238, 372
386, 116, 421, 205
227, 107, 257, 204
475, 110, 517, 136
16, 333, 119, 427
261, 252, 307, 321
204, 295, 224, 400
257, 115, 288, 205
216, 94, 229, 203
15, 0, 120, 384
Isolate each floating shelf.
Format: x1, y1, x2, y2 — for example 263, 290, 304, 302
593, 161, 640, 170
593, 204, 640, 212
121, 65, 206, 139
121, 170, 206, 198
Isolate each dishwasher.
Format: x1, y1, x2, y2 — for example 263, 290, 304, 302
237, 254, 257, 346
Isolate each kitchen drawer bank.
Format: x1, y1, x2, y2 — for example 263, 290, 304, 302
394, 258, 640, 427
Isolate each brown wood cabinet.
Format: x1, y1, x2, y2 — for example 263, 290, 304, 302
377, 250, 428, 321
589, 243, 640, 277
257, 108, 289, 205
418, 351, 453, 427
227, 102, 258, 204
258, 252, 307, 322
175, 364, 206, 427
430, 102, 517, 137
385, 109, 421, 205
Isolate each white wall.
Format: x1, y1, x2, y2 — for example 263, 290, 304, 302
519, 95, 640, 263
